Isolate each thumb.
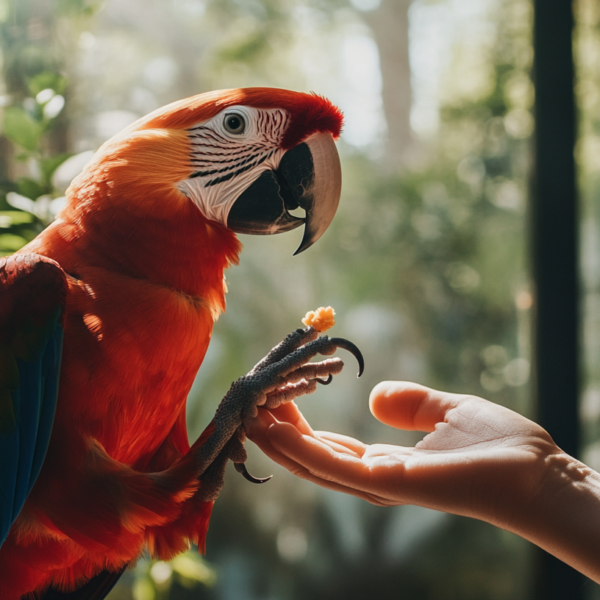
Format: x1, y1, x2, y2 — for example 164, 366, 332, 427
369, 381, 462, 433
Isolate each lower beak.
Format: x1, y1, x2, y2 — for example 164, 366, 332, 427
226, 132, 342, 255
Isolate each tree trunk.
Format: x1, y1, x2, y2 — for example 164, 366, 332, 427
364, 0, 414, 169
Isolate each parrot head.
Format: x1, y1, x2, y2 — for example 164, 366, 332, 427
74, 88, 343, 256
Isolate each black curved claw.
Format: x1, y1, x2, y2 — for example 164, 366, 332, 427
316, 374, 334, 385
329, 337, 365, 377
234, 462, 273, 484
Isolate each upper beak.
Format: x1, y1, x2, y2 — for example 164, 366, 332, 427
226, 132, 342, 254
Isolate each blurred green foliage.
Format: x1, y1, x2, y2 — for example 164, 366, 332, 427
128, 552, 217, 600
0, 1, 83, 252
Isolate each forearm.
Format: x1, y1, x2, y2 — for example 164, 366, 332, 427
501, 452, 600, 583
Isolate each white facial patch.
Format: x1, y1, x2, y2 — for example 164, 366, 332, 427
177, 106, 290, 226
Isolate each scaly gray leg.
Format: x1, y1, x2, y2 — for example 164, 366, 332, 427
192, 326, 364, 501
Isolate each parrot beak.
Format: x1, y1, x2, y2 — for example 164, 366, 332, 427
226, 132, 342, 254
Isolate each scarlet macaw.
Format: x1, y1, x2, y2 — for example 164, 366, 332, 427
0, 88, 362, 599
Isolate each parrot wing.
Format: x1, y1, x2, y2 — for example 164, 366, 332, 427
0, 253, 67, 546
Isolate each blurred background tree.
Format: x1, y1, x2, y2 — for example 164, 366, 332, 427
1, 0, 598, 598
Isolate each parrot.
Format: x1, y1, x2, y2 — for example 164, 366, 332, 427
0, 87, 364, 599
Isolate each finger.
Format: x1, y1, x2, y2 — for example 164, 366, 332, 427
245, 402, 313, 441
266, 401, 315, 436
315, 431, 368, 455
246, 419, 373, 500
267, 422, 383, 494
279, 462, 393, 507
256, 424, 389, 505
245, 408, 278, 444
247, 418, 316, 477
314, 437, 362, 458
369, 381, 466, 433
264, 423, 411, 506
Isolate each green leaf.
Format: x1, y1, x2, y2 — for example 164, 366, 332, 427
2, 107, 43, 152
0, 211, 35, 226
171, 553, 217, 587
27, 72, 68, 97
17, 178, 44, 201
0, 233, 27, 252
41, 153, 73, 183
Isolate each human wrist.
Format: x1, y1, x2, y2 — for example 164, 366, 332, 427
504, 450, 600, 583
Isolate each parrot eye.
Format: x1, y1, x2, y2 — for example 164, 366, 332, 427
223, 113, 246, 135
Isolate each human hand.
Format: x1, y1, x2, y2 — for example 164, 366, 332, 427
246, 381, 559, 528
247, 381, 600, 582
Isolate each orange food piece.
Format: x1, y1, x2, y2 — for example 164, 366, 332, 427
302, 306, 335, 332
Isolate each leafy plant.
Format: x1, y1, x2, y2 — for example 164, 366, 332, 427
131, 551, 217, 600
0, 69, 74, 254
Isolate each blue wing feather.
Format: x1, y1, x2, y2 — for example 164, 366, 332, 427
0, 254, 67, 547
0, 323, 64, 544
0, 422, 18, 540
12, 356, 43, 523
29, 325, 64, 492
12, 326, 64, 522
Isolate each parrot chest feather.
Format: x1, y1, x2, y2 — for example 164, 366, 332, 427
17, 199, 240, 469
58, 268, 218, 466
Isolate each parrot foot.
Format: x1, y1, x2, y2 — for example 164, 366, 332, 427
194, 326, 363, 499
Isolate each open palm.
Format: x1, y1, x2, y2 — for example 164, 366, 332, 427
246, 381, 562, 529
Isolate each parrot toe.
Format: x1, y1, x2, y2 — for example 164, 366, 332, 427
192, 326, 364, 498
